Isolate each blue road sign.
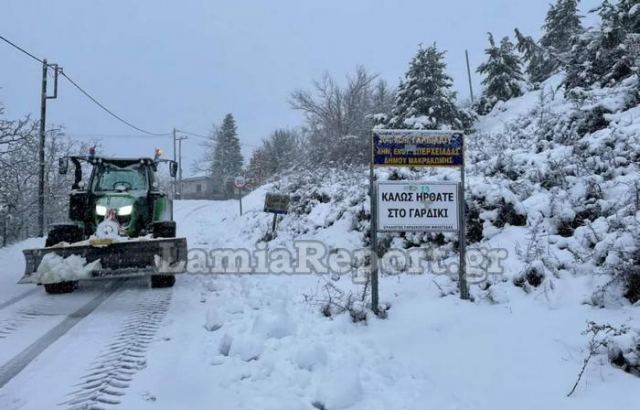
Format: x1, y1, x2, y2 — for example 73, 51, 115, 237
372, 130, 464, 167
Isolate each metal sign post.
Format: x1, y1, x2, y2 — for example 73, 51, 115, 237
370, 129, 469, 311
458, 178, 469, 300
369, 142, 379, 315
234, 176, 246, 216
264, 193, 290, 234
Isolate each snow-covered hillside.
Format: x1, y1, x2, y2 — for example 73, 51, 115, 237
264, 74, 640, 301
161, 186, 640, 408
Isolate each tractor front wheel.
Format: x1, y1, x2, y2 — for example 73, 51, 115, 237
151, 274, 175, 288
43, 225, 83, 294
44, 281, 77, 294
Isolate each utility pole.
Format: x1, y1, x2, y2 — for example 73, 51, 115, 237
38, 59, 59, 237
465, 50, 475, 103
1, 205, 8, 248
172, 128, 177, 198
176, 136, 187, 199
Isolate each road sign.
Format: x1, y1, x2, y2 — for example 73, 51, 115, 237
377, 181, 459, 232
234, 176, 246, 189
264, 193, 290, 215
369, 129, 470, 308
372, 130, 464, 167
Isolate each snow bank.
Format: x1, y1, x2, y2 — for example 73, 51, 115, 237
251, 306, 296, 339
315, 368, 363, 410
294, 344, 327, 371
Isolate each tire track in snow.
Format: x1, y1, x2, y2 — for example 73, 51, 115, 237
179, 203, 214, 222
0, 288, 39, 311
60, 288, 172, 410
0, 282, 122, 389
0, 298, 60, 340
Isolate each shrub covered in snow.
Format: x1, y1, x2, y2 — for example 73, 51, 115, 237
264, 73, 640, 307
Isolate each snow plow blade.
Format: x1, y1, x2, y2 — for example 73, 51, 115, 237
19, 237, 188, 284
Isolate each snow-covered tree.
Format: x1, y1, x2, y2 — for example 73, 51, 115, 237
514, 28, 555, 85
210, 114, 244, 184
476, 33, 524, 114
290, 66, 379, 164
390, 44, 473, 130
246, 147, 270, 185
247, 128, 301, 181
565, 0, 640, 89
1, 106, 95, 245
540, 0, 584, 59
370, 79, 396, 125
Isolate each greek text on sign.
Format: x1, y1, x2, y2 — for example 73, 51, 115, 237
372, 130, 464, 167
377, 181, 459, 232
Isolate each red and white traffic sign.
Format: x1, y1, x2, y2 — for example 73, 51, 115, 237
234, 176, 246, 189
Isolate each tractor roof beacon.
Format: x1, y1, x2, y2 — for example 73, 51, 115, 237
20, 150, 188, 294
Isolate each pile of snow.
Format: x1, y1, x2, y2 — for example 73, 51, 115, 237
36, 253, 100, 284
294, 344, 328, 371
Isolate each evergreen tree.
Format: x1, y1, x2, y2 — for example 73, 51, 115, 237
211, 113, 244, 184
514, 28, 555, 85
565, 0, 639, 89
476, 33, 524, 114
390, 44, 473, 130
596, 0, 639, 83
540, 0, 584, 58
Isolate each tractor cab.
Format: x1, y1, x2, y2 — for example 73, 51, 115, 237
60, 151, 178, 239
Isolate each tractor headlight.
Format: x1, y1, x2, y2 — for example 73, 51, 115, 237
96, 205, 107, 216
118, 205, 133, 216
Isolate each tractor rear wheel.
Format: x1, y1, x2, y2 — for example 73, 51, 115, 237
152, 221, 176, 238
45, 224, 84, 247
151, 274, 176, 288
44, 281, 77, 294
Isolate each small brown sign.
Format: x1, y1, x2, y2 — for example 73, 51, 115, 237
264, 193, 290, 214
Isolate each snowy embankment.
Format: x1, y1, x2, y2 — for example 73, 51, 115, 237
129, 74, 640, 408
110, 192, 638, 410
0, 238, 43, 304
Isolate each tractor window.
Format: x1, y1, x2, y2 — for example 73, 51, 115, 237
92, 164, 148, 192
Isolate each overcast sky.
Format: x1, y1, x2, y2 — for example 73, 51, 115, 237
1, 0, 602, 176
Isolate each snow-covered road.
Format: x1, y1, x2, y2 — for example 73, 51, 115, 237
0, 193, 637, 409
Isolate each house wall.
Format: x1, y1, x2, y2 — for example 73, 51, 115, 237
180, 177, 226, 200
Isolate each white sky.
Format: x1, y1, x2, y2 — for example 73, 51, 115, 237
0, 0, 602, 175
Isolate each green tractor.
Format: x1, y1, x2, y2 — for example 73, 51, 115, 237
20, 150, 188, 294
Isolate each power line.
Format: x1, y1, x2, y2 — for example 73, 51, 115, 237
0, 34, 44, 64
0, 34, 169, 137
65, 133, 172, 139
59, 71, 169, 137
175, 129, 208, 138
175, 128, 260, 148
1, 34, 260, 149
